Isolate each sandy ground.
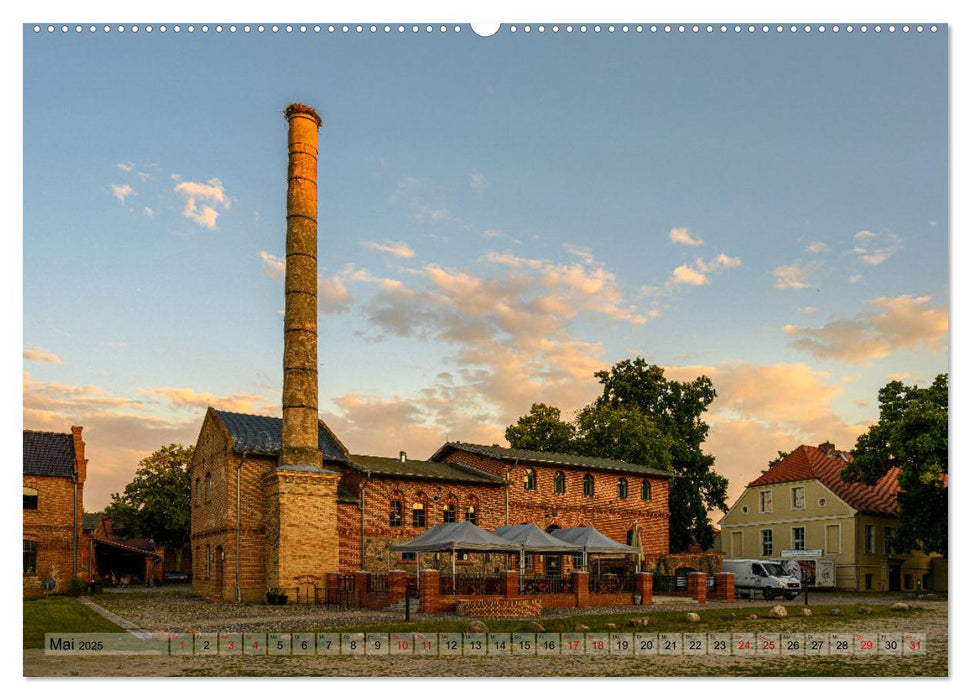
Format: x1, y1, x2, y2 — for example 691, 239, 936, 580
24, 588, 947, 677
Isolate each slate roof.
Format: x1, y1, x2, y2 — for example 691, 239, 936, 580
213, 410, 349, 463
430, 442, 673, 478
347, 454, 505, 484
82, 512, 102, 532
747, 444, 901, 517
23, 430, 76, 477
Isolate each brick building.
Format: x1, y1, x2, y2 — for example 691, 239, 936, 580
190, 409, 672, 602
23, 427, 87, 595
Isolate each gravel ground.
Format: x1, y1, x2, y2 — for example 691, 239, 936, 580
24, 587, 947, 676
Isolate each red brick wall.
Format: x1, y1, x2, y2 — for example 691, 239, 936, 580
435, 447, 670, 554
23, 473, 83, 595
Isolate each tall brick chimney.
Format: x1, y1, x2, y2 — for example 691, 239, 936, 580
264, 104, 339, 599
280, 103, 323, 469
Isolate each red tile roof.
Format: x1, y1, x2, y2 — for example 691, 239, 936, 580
747, 444, 900, 517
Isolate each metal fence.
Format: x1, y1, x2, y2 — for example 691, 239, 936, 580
520, 574, 573, 595
322, 574, 356, 609
589, 572, 635, 594
652, 574, 716, 595
367, 573, 388, 594
440, 574, 502, 596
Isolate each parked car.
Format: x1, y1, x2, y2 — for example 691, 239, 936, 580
723, 559, 801, 600
162, 570, 191, 584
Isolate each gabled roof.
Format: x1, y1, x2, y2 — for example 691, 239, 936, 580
23, 430, 76, 477
430, 442, 672, 478
747, 444, 900, 517
213, 409, 349, 463
82, 512, 102, 532
388, 522, 523, 552
347, 454, 505, 485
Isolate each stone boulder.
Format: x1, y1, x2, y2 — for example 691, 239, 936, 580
802, 608, 813, 617
746, 614, 759, 621
858, 606, 873, 615
890, 602, 911, 612
686, 612, 701, 623
768, 605, 787, 619
605, 623, 617, 630
466, 620, 489, 633
575, 623, 590, 632
829, 608, 843, 616
526, 621, 546, 632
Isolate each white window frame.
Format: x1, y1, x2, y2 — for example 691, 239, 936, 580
761, 529, 773, 557
791, 486, 806, 510
759, 489, 773, 513
792, 526, 806, 551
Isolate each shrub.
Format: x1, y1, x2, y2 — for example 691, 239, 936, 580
68, 575, 86, 597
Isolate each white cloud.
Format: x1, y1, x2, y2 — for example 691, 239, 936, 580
666, 253, 741, 288
143, 207, 154, 218
136, 172, 152, 183
110, 184, 134, 204
668, 227, 704, 247
784, 294, 948, 364
115, 162, 134, 172
173, 177, 231, 230
805, 241, 830, 254
469, 171, 486, 189
772, 261, 819, 289
24, 346, 62, 364
848, 274, 863, 284
362, 240, 416, 258
850, 230, 902, 265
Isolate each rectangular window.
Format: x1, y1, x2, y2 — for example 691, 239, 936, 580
730, 531, 742, 558
761, 529, 773, 557
864, 525, 875, 554
23, 487, 38, 510
572, 554, 583, 570
457, 552, 470, 562
412, 504, 425, 528
524, 553, 535, 568
792, 527, 806, 551
442, 504, 456, 523
865, 573, 873, 590
791, 486, 805, 510
884, 527, 894, 555
389, 501, 402, 527
825, 524, 841, 554
401, 552, 416, 562
465, 506, 477, 525
23, 540, 37, 575
759, 490, 773, 513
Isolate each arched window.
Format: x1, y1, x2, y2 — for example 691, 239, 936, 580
583, 474, 594, 497
618, 478, 628, 499
641, 480, 652, 501
465, 505, 477, 525
194, 477, 201, 506
23, 487, 38, 510
412, 502, 426, 528
553, 471, 566, 494
523, 468, 537, 491
23, 540, 37, 575
442, 503, 456, 523
389, 500, 403, 527
204, 473, 212, 504
205, 544, 212, 578
626, 529, 634, 546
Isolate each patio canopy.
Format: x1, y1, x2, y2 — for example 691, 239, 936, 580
549, 526, 640, 554
493, 524, 581, 553
387, 521, 522, 553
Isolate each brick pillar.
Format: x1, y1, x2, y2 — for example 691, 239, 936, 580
388, 570, 407, 605
687, 572, 707, 604
501, 570, 519, 599
572, 570, 589, 608
635, 572, 654, 606
354, 571, 368, 608
419, 569, 440, 613
713, 572, 735, 602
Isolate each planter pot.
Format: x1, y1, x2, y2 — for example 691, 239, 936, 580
277, 595, 288, 605
634, 595, 642, 605
266, 593, 278, 605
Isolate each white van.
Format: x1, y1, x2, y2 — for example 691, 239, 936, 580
722, 559, 802, 600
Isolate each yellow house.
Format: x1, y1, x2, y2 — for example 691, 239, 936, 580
719, 442, 943, 592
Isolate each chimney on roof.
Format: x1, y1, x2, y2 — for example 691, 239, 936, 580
279, 103, 324, 469
818, 441, 836, 456
399, 451, 407, 462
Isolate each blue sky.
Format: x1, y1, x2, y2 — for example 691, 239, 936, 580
22, 22, 948, 511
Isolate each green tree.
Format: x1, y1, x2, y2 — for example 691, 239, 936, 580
505, 357, 728, 552
767, 451, 790, 469
504, 403, 576, 453
842, 374, 948, 556
104, 444, 194, 567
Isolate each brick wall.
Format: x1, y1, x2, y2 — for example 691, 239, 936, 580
23, 474, 82, 595
435, 447, 670, 553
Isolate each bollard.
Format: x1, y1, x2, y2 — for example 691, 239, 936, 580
405, 592, 411, 622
